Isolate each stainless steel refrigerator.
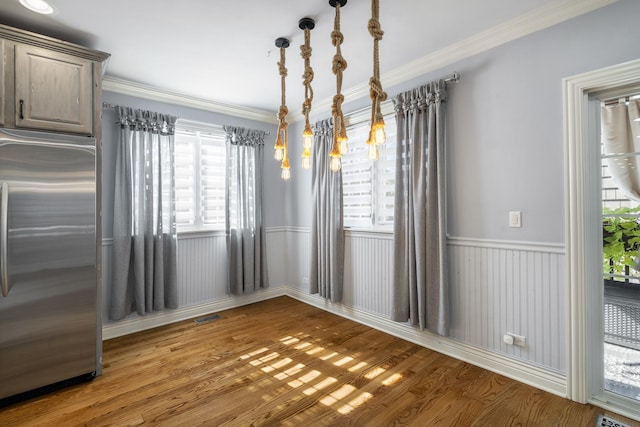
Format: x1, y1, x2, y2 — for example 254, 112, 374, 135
0, 128, 99, 401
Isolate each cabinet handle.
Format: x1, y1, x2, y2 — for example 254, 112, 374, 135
19, 100, 24, 120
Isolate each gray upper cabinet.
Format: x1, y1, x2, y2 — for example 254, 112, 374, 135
15, 45, 93, 135
0, 24, 109, 136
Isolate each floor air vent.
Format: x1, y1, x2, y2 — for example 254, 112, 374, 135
596, 414, 632, 427
194, 314, 221, 325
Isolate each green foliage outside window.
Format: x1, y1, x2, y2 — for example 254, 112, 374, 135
603, 206, 640, 279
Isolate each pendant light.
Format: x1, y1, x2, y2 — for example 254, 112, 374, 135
274, 37, 291, 180
299, 18, 315, 170
366, 0, 387, 161
329, 0, 348, 172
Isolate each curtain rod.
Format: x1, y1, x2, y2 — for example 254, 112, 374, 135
343, 71, 461, 127
603, 94, 640, 106
444, 71, 460, 83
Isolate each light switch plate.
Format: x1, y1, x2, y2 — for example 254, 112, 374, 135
509, 211, 522, 228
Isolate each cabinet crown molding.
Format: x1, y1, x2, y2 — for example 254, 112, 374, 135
0, 24, 110, 63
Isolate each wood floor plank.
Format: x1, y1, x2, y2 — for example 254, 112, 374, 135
0, 296, 638, 426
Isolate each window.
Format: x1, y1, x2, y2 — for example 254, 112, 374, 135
341, 105, 396, 230
174, 120, 226, 231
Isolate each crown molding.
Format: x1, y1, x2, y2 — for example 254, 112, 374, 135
102, 76, 278, 125
102, 0, 616, 124
300, 0, 618, 122
0, 23, 110, 63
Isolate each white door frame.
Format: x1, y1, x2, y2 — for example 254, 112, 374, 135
564, 58, 640, 419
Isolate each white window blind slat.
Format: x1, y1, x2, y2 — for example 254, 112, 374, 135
174, 121, 226, 231
342, 113, 396, 230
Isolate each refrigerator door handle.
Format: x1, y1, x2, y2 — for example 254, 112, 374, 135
1, 181, 8, 298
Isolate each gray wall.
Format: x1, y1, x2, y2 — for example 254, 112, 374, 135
284, 0, 640, 244
99, 0, 640, 376
101, 92, 280, 239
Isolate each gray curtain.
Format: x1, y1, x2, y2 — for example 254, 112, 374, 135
310, 119, 345, 302
602, 99, 640, 202
224, 126, 268, 294
110, 107, 178, 321
391, 81, 449, 336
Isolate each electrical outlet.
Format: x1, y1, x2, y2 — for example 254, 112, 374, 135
512, 334, 526, 347
504, 333, 526, 347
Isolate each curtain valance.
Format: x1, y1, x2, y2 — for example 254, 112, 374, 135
224, 126, 267, 146
117, 106, 176, 135
393, 80, 447, 114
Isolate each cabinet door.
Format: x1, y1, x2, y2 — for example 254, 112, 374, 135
15, 44, 93, 135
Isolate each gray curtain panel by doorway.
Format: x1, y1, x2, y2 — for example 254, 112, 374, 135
110, 107, 178, 321
602, 99, 640, 202
310, 119, 345, 302
392, 81, 449, 336
224, 126, 269, 295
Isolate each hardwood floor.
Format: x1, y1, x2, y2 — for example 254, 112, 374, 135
1, 296, 638, 426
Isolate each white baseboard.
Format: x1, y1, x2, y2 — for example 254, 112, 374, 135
102, 284, 566, 398
284, 287, 567, 398
102, 287, 286, 340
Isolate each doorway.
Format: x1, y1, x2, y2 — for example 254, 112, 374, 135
601, 98, 640, 399
564, 58, 640, 420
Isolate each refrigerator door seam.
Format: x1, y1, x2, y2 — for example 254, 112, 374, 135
0, 181, 7, 298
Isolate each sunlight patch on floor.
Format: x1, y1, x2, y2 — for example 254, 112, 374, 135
349, 362, 368, 372
365, 367, 386, 380
238, 333, 409, 417
338, 392, 374, 414
320, 384, 356, 406
239, 347, 269, 360
303, 377, 338, 396
382, 373, 403, 386
333, 356, 353, 367
306, 346, 324, 355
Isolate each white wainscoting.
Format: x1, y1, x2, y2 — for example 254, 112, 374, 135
102, 228, 288, 339
283, 229, 567, 396
102, 227, 567, 396
285, 230, 566, 373
285, 227, 312, 292
176, 232, 228, 305
343, 231, 394, 318
447, 237, 566, 373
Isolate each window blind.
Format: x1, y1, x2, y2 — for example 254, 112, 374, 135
342, 114, 396, 230
174, 120, 226, 231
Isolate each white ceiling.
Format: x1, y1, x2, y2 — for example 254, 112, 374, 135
0, 0, 613, 119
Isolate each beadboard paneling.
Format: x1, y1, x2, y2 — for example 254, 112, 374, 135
285, 230, 565, 373
177, 233, 228, 305
448, 239, 565, 372
343, 232, 394, 318
102, 228, 288, 325
285, 227, 311, 293
104, 228, 566, 374
267, 227, 288, 287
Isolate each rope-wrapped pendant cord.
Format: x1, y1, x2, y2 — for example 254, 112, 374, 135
368, 0, 386, 123
331, 3, 347, 149
277, 46, 289, 162
301, 28, 314, 129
